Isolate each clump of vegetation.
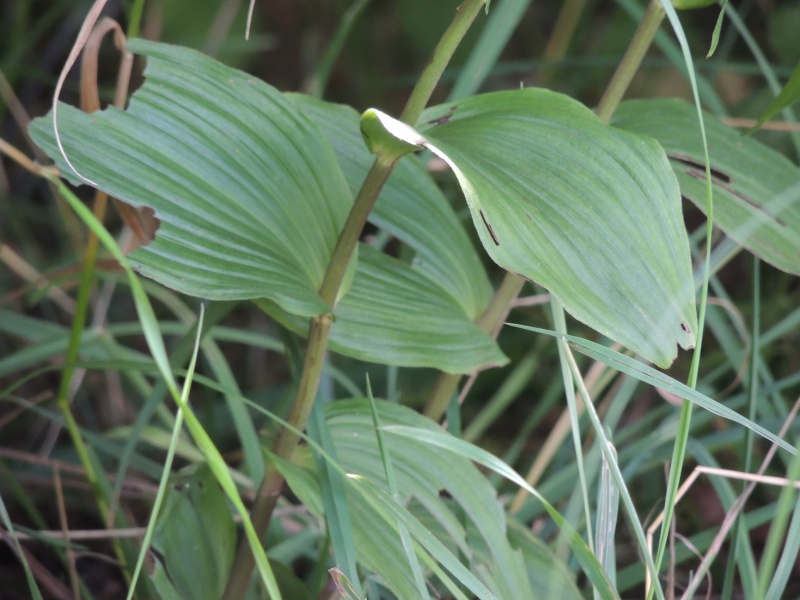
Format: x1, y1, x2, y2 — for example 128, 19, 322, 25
2, 0, 800, 598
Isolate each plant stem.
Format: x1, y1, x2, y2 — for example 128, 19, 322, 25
595, 0, 664, 123
319, 157, 395, 306
538, 0, 587, 86
225, 2, 488, 596
400, 0, 488, 124
423, 272, 524, 420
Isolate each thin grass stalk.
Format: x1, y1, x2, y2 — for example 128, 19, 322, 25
553, 1, 710, 594
125, 0, 146, 39
53, 187, 117, 523
559, 339, 665, 600
224, 2, 490, 596
721, 256, 761, 599
367, 380, 428, 597
52, 467, 80, 600
47, 175, 282, 598
679, 394, 800, 599
0, 493, 44, 600
306, 0, 371, 98
724, 3, 800, 159
651, 0, 718, 587
126, 307, 205, 600
550, 300, 595, 554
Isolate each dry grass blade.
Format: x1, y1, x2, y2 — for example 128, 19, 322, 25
78, 16, 154, 249
53, 467, 80, 600
0, 244, 76, 313
246, 0, 256, 40
721, 117, 800, 132
0, 137, 56, 177
0, 529, 72, 599
80, 17, 128, 114
643, 394, 800, 598
0, 70, 36, 149
52, 0, 110, 185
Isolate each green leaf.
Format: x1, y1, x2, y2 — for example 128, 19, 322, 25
28, 39, 503, 375
29, 39, 353, 318
367, 89, 697, 367
750, 60, 800, 134
506, 521, 583, 600
706, 0, 729, 58
381, 422, 620, 600
349, 475, 497, 600
307, 397, 362, 596
149, 463, 235, 600
273, 450, 426, 599
279, 400, 541, 599
257, 244, 506, 373
613, 98, 800, 276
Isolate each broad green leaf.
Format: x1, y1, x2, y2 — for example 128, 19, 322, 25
750, 60, 800, 133
286, 93, 493, 320
29, 39, 353, 318
149, 463, 235, 600
272, 451, 425, 599
613, 98, 800, 276
381, 422, 619, 600
506, 521, 583, 600
365, 89, 697, 368
278, 400, 540, 599
349, 475, 497, 600
257, 244, 506, 374
510, 323, 798, 457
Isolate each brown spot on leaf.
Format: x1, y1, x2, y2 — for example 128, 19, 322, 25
670, 153, 732, 184
425, 105, 458, 127
479, 209, 500, 246
684, 171, 788, 228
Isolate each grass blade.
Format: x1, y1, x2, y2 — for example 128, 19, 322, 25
126, 305, 205, 600
366, 378, 429, 599
0, 493, 44, 600
509, 324, 797, 456
45, 175, 282, 600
